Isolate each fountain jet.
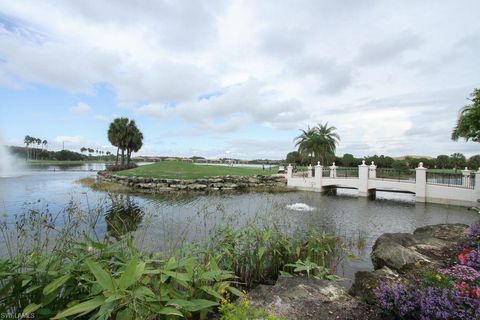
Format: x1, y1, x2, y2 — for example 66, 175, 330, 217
0, 139, 23, 178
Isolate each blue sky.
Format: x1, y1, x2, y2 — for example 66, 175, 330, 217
0, 1, 479, 159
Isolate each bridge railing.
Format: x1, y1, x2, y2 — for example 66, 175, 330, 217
292, 167, 309, 177
373, 168, 416, 182
335, 168, 359, 178
322, 168, 330, 177
426, 172, 475, 189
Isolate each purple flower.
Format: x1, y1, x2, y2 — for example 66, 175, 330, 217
439, 265, 480, 282
468, 223, 480, 241
375, 282, 480, 319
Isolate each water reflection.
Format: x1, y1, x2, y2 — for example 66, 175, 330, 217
105, 195, 143, 239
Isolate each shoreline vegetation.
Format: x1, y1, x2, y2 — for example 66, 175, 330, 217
116, 161, 278, 180
0, 199, 345, 319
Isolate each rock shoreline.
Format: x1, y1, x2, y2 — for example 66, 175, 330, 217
248, 224, 469, 319
97, 171, 287, 193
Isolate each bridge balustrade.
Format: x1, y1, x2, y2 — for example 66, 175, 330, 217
426, 171, 475, 189
373, 168, 416, 182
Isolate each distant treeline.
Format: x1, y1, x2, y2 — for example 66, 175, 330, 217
286, 151, 480, 170
9, 146, 115, 162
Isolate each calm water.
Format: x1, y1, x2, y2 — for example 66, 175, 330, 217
0, 163, 478, 287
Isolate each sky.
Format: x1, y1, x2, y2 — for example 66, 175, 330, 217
0, 0, 479, 160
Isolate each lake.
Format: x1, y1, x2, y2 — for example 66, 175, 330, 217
0, 163, 478, 287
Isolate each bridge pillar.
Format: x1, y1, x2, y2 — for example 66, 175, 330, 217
475, 169, 480, 193
314, 162, 323, 190
287, 164, 293, 179
462, 167, 471, 188
358, 160, 369, 197
330, 162, 337, 178
369, 161, 377, 179
307, 164, 313, 178
415, 162, 427, 202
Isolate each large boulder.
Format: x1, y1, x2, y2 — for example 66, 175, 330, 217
248, 277, 381, 320
353, 224, 469, 304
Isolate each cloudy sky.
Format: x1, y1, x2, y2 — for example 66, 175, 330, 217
0, 0, 479, 160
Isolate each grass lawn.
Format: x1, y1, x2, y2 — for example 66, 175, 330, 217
26, 160, 110, 165
117, 161, 277, 179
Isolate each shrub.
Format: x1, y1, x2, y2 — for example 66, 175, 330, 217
219, 296, 283, 320
106, 163, 138, 172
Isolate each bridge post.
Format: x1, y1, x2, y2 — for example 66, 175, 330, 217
415, 162, 427, 202
369, 161, 377, 179
462, 167, 471, 188
330, 162, 337, 178
314, 162, 323, 190
307, 164, 313, 178
475, 169, 480, 193
287, 164, 293, 179
358, 160, 369, 196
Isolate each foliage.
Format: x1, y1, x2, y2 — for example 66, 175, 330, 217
294, 122, 340, 165
209, 225, 342, 288
219, 296, 283, 320
106, 163, 138, 172
285, 151, 304, 165
0, 237, 242, 319
0, 203, 343, 319
284, 259, 338, 280
452, 88, 480, 142
375, 221, 480, 319
108, 117, 144, 166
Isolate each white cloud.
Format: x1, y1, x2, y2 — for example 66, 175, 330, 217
70, 103, 92, 117
0, 1, 480, 158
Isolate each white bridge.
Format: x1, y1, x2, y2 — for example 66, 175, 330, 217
286, 161, 480, 207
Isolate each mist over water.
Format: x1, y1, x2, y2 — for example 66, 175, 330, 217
0, 138, 23, 178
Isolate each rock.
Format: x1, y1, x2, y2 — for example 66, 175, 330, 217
353, 223, 468, 305
248, 277, 381, 320
349, 267, 402, 304
413, 223, 469, 242
187, 184, 207, 190
371, 233, 432, 271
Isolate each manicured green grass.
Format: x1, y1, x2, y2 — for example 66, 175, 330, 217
117, 161, 277, 179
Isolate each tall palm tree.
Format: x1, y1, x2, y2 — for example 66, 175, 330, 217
294, 122, 340, 165
108, 117, 129, 165
452, 88, 480, 142
42, 140, 48, 151
24, 135, 32, 160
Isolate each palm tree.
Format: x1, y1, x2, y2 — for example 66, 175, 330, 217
294, 122, 340, 165
108, 117, 129, 165
452, 88, 480, 142
108, 118, 143, 165
24, 135, 32, 160
125, 121, 144, 165
42, 140, 48, 151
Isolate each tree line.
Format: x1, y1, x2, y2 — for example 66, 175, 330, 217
80, 147, 111, 156
23, 135, 48, 160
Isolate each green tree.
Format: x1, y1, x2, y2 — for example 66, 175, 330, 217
341, 153, 356, 167
450, 153, 466, 169
468, 155, 480, 170
452, 88, 480, 142
436, 155, 450, 169
108, 117, 143, 165
294, 122, 340, 165
286, 151, 304, 165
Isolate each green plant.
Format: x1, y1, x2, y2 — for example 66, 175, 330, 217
219, 296, 283, 320
284, 259, 338, 280
0, 237, 243, 319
